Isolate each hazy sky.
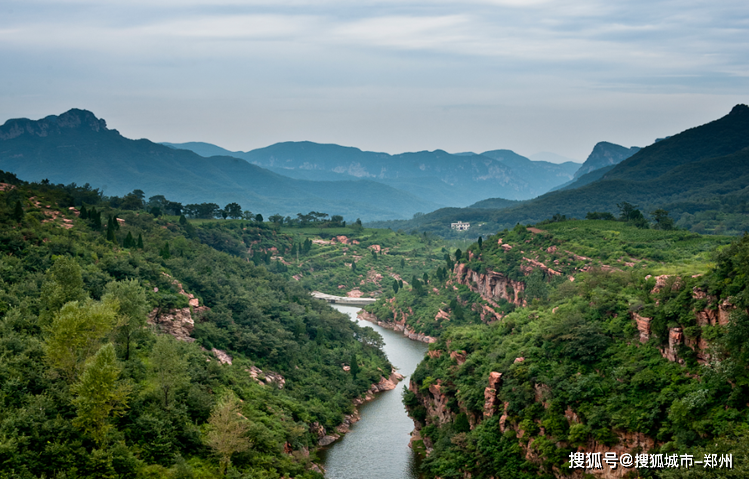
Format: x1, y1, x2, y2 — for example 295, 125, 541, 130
1, 0, 747, 161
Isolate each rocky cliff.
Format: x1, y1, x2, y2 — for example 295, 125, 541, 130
453, 262, 526, 308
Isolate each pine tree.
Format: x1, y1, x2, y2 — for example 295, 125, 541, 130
349, 353, 360, 379
393, 279, 399, 294
352, 261, 357, 272
113, 216, 120, 230
423, 272, 429, 284
12, 200, 23, 223
400, 258, 405, 268
106, 216, 115, 242
478, 236, 483, 249
80, 204, 88, 220
179, 214, 187, 225
160, 242, 170, 259
123, 232, 134, 248
137, 233, 144, 249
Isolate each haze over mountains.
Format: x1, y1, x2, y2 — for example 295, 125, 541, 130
370, 104, 749, 236
163, 140, 580, 206
0, 108, 591, 221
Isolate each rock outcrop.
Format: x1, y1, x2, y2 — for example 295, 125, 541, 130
483, 372, 502, 418
148, 306, 209, 342
454, 263, 526, 308
357, 310, 437, 343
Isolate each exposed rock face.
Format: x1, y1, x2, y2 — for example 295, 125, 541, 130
357, 310, 437, 343
211, 348, 232, 365
148, 307, 208, 342
632, 312, 652, 343
246, 365, 286, 388
454, 263, 526, 308
449, 350, 467, 365
483, 372, 502, 418
660, 327, 685, 364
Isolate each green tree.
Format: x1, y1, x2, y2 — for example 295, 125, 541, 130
400, 258, 406, 268
45, 298, 118, 381
40, 256, 87, 320
455, 249, 462, 262
255, 213, 263, 223
137, 233, 144, 249
106, 215, 116, 242
349, 353, 360, 379
72, 343, 130, 444
224, 202, 242, 219
205, 395, 252, 475
12, 200, 23, 222
393, 280, 400, 294
269, 213, 284, 225
423, 272, 429, 284
123, 231, 134, 248
103, 280, 148, 361
179, 214, 188, 225
80, 204, 89, 219
651, 208, 675, 230
160, 241, 170, 259
150, 335, 189, 409
477, 236, 483, 249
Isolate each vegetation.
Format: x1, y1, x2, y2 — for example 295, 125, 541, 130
0, 172, 394, 478
394, 219, 749, 478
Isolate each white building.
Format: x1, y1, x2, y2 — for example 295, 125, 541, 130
451, 221, 470, 231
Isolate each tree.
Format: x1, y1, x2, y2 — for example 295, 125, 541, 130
269, 213, 284, 225
400, 258, 406, 268
13, 200, 23, 222
455, 249, 462, 262
651, 209, 675, 230
72, 343, 130, 445
123, 231, 135, 248
393, 280, 399, 294
45, 298, 118, 381
106, 215, 116, 242
205, 395, 252, 475
352, 261, 357, 273
103, 280, 148, 361
586, 211, 615, 221
423, 272, 429, 284
160, 242, 170, 259
477, 236, 483, 249
349, 353, 360, 379
179, 214, 188, 225
40, 256, 87, 320
371, 250, 377, 260
150, 335, 189, 409
80, 204, 88, 219
137, 233, 144, 249
255, 213, 263, 223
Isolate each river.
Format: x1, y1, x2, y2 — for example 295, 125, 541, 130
320, 304, 429, 479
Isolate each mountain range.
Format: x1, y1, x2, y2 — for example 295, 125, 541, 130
369, 104, 749, 236
0, 108, 584, 221
162, 141, 581, 206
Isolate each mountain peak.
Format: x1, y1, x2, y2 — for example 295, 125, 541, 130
0, 108, 108, 141
730, 104, 748, 115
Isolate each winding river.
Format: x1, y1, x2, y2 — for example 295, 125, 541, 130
320, 304, 428, 479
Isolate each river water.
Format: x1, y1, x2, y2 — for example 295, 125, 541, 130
320, 304, 429, 479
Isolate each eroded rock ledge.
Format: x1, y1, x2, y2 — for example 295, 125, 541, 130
357, 310, 437, 343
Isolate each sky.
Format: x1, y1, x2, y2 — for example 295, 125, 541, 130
1, 0, 747, 162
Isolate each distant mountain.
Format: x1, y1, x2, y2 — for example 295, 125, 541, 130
573, 142, 640, 179
0, 109, 440, 221
368, 105, 749, 236
166, 141, 580, 205
529, 151, 579, 164
468, 197, 523, 209
480, 149, 579, 195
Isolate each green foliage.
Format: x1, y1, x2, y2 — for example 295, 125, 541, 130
45, 298, 118, 381
150, 335, 190, 409
72, 343, 131, 444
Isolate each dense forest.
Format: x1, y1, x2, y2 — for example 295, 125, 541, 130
360, 214, 749, 477
0, 171, 397, 478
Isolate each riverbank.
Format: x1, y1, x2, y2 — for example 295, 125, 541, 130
321, 305, 429, 479
311, 291, 378, 306
357, 310, 437, 344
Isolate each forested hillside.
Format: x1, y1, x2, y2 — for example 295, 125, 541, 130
361, 216, 749, 478
0, 171, 396, 478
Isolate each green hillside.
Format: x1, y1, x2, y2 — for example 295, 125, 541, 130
361, 218, 749, 478
369, 105, 749, 237
0, 171, 396, 478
